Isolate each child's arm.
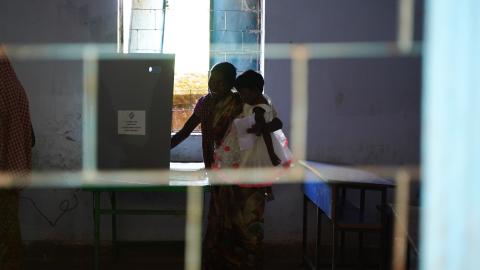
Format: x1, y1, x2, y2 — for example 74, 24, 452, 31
248, 117, 283, 134
266, 117, 282, 132
253, 107, 281, 166
171, 114, 200, 149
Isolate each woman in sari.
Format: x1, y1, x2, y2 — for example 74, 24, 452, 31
172, 63, 283, 270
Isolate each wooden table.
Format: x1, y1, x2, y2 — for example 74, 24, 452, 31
300, 161, 395, 270
86, 162, 208, 270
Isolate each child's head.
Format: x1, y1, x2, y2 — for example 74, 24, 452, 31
208, 62, 237, 99
234, 70, 264, 105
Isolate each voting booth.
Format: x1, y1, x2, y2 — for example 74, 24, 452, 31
97, 54, 175, 170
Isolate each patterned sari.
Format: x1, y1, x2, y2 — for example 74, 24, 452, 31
203, 186, 266, 270
201, 91, 267, 270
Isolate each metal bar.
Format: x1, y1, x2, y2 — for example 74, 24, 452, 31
291, 44, 309, 162
260, 0, 265, 73
265, 42, 422, 60
392, 170, 411, 270
160, 0, 167, 52
1, 41, 422, 62
396, 0, 415, 52
99, 209, 186, 215
117, 0, 123, 53
421, 2, 480, 270
184, 186, 204, 270
82, 46, 99, 172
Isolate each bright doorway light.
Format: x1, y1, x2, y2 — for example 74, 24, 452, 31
120, 0, 210, 131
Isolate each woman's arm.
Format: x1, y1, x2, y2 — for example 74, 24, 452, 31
171, 114, 200, 149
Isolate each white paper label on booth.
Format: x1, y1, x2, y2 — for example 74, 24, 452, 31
118, 110, 146, 135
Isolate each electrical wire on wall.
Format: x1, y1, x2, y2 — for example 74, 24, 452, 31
20, 190, 79, 227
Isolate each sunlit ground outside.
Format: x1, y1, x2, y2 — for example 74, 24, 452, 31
163, 0, 210, 131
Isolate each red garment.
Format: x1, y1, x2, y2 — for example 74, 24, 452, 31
0, 47, 32, 173
0, 46, 31, 270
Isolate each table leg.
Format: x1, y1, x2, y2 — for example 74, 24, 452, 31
184, 186, 204, 270
381, 189, 387, 270
303, 195, 308, 266
340, 231, 345, 264
302, 195, 307, 262
316, 207, 322, 270
331, 224, 337, 270
340, 187, 346, 264
359, 232, 364, 270
331, 185, 338, 270
359, 189, 366, 269
109, 191, 117, 255
94, 191, 101, 270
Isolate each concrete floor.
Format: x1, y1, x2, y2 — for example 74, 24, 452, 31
23, 241, 397, 270
24, 241, 305, 270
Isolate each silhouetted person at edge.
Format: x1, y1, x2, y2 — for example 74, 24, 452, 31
0, 46, 34, 270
